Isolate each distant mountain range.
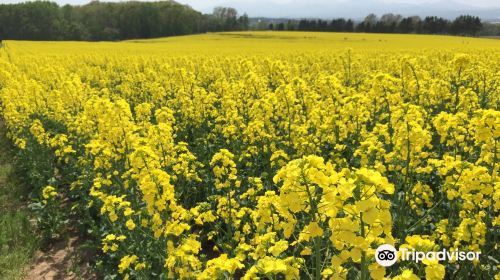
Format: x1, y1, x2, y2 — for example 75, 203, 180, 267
183, 0, 500, 21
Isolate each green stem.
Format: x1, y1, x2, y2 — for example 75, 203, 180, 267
315, 237, 321, 280
359, 212, 368, 280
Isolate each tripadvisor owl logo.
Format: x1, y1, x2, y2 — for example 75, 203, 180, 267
375, 244, 398, 267
375, 244, 481, 267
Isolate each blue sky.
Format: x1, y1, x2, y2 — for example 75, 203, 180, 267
175, 0, 500, 12
1, 0, 499, 19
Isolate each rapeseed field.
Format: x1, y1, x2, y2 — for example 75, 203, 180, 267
0, 31, 498, 279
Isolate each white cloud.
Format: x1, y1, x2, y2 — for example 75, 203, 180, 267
378, 0, 500, 6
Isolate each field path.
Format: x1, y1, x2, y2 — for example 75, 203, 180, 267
0, 119, 94, 280
24, 237, 93, 280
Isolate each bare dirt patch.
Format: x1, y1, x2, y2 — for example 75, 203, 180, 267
24, 237, 94, 280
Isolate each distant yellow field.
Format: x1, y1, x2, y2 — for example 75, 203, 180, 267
4, 31, 500, 56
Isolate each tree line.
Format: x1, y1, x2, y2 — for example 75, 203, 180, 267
266, 14, 485, 36
0, 1, 249, 41
0, 1, 495, 41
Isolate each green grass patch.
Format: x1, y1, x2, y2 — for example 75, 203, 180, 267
0, 124, 38, 280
